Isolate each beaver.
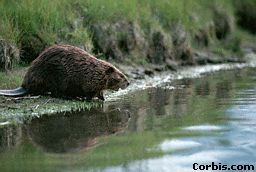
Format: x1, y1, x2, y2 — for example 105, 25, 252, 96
0, 45, 129, 100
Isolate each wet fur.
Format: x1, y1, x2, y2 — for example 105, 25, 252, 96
19, 45, 129, 100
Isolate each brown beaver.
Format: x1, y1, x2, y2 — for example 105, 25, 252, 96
0, 45, 129, 100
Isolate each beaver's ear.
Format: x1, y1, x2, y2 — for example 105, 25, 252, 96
105, 66, 115, 74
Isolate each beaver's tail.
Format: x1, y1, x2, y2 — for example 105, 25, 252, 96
0, 87, 28, 97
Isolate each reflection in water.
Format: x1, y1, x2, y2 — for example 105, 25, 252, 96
0, 125, 22, 151
27, 107, 130, 153
0, 107, 130, 153
172, 82, 191, 117
216, 80, 232, 99
195, 79, 210, 96
1, 67, 256, 171
148, 88, 170, 116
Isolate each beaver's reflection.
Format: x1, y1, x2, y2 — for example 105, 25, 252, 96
26, 107, 130, 153
0, 125, 22, 151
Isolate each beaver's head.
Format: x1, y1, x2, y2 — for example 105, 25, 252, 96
105, 66, 130, 91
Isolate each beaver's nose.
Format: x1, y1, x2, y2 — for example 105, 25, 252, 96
127, 82, 130, 86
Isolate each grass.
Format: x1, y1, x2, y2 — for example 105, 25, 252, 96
0, 0, 63, 43
0, 69, 24, 89
0, 95, 102, 123
0, 0, 244, 60
0, 0, 92, 49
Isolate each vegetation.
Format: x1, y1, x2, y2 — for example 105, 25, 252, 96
0, 0, 255, 65
0, 2, 256, 170
0, 0, 255, 120
234, 0, 256, 34
0, 70, 23, 89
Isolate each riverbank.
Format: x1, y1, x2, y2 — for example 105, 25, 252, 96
0, 0, 256, 85
1, 0, 256, 71
0, 51, 256, 124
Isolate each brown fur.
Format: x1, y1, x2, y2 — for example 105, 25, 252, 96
22, 45, 129, 100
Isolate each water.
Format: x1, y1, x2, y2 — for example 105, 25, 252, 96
1, 67, 256, 172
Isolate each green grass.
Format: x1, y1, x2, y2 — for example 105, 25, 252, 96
0, 0, 239, 53
82, 0, 234, 30
0, 95, 102, 123
0, 0, 92, 49
0, 0, 64, 43
0, 69, 24, 89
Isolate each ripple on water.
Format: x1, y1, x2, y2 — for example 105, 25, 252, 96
158, 139, 201, 152
183, 124, 224, 132
0, 121, 11, 126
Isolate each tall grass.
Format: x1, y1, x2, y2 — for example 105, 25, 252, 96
0, 0, 64, 43
0, 0, 92, 48
0, 0, 239, 61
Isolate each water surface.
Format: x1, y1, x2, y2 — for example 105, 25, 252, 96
1, 67, 256, 172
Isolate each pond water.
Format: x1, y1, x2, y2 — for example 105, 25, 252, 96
1, 67, 256, 172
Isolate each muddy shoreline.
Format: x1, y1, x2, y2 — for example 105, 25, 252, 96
117, 47, 255, 81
